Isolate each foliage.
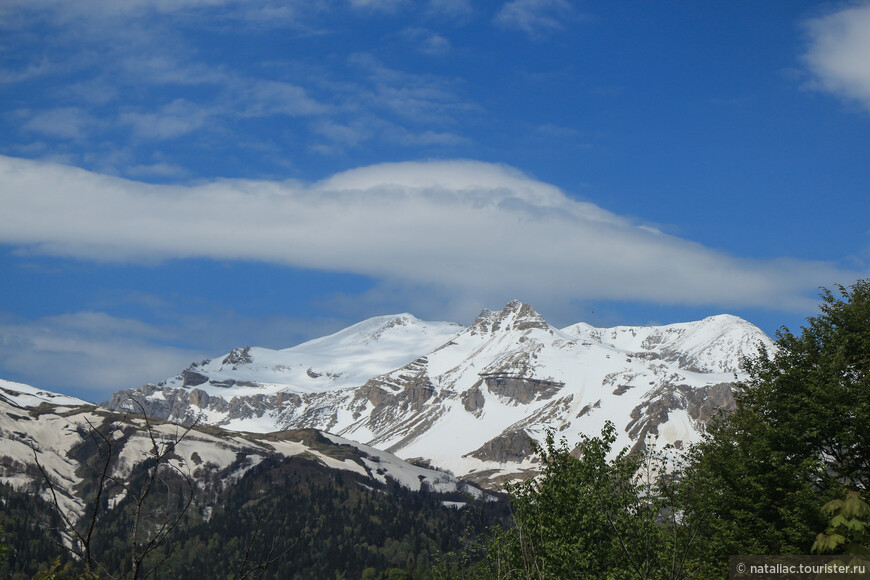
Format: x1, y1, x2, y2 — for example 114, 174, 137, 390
813, 491, 870, 555
481, 423, 701, 579
0, 484, 71, 580
681, 280, 870, 570
0, 523, 7, 570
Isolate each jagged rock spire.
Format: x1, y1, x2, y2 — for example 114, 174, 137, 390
470, 300, 550, 334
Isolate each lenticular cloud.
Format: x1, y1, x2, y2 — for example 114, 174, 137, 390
0, 155, 845, 309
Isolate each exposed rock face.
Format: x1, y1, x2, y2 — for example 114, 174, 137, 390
189, 389, 209, 408
275, 391, 302, 407
109, 384, 206, 425
684, 382, 736, 423
470, 300, 550, 335
461, 383, 485, 415
181, 370, 209, 387
482, 375, 564, 404
625, 382, 738, 452
465, 429, 535, 463
612, 384, 633, 396
354, 384, 393, 411
577, 399, 601, 418
363, 356, 437, 414
222, 347, 253, 367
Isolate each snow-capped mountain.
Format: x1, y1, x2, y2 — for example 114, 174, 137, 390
171, 313, 462, 396
1, 378, 91, 408
106, 313, 463, 430
107, 301, 774, 487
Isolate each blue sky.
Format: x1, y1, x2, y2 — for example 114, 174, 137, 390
1, 0, 869, 401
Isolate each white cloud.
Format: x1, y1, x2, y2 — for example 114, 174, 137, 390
0, 57, 54, 84
0, 155, 854, 313
313, 119, 372, 146
494, 0, 574, 38
348, 53, 476, 123
2, 0, 476, 158
124, 162, 190, 179
120, 54, 228, 86
803, 2, 870, 112
389, 128, 469, 146
21, 107, 102, 140
426, 0, 473, 21
0, 311, 205, 397
1, 0, 317, 24
0, 308, 354, 398
119, 99, 213, 140
402, 27, 452, 55
233, 79, 330, 117
348, 0, 408, 12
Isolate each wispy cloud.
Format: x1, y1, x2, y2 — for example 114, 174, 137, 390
120, 54, 228, 86
389, 128, 468, 146
0, 311, 205, 397
1, 0, 477, 171
803, 2, 870, 112
347, 52, 475, 123
20, 107, 103, 140
0, 155, 855, 314
119, 99, 214, 140
0, 58, 54, 84
0, 0, 325, 26
233, 79, 330, 117
494, 0, 575, 39
348, 0, 409, 13
426, 0, 473, 21
402, 27, 452, 56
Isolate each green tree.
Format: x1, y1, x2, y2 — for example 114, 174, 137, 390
813, 490, 870, 556
681, 280, 870, 568
0, 523, 8, 574
485, 423, 698, 579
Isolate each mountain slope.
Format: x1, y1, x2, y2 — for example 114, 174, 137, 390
0, 388, 500, 579
0, 389, 485, 530
106, 301, 773, 486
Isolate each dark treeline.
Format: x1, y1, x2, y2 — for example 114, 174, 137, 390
0, 484, 67, 579
1, 454, 509, 579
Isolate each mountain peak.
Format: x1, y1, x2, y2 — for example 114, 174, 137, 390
470, 300, 549, 334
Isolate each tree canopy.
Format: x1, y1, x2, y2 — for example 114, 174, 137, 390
682, 280, 870, 565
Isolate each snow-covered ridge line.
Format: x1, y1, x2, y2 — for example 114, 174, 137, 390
102, 300, 774, 488
0, 378, 91, 408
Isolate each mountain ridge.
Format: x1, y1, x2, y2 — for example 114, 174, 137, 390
103, 301, 774, 487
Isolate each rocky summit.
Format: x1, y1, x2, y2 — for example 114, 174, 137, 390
105, 301, 774, 487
